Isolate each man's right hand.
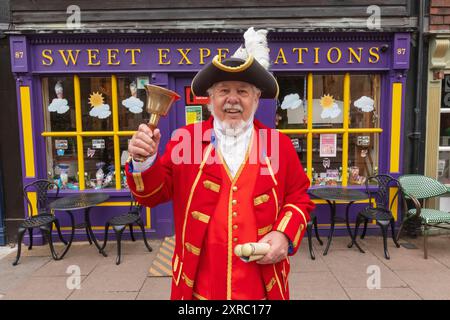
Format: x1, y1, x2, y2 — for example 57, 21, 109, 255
128, 124, 161, 161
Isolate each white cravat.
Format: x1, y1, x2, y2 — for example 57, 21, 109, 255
133, 118, 254, 176
213, 118, 254, 178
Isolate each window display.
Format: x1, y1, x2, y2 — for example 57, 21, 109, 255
83, 137, 115, 189
275, 76, 307, 129
80, 77, 113, 131
118, 76, 150, 131
313, 75, 344, 129
350, 74, 380, 129
46, 137, 79, 190
42, 77, 76, 132
276, 72, 382, 186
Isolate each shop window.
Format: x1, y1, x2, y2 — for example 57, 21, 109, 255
312, 133, 343, 186
275, 76, 307, 129
42, 77, 76, 132
438, 75, 450, 184
45, 136, 79, 190
348, 133, 379, 185
42, 75, 143, 191
83, 137, 115, 190
350, 75, 380, 129
118, 76, 150, 131
80, 77, 113, 131
276, 72, 382, 186
312, 74, 344, 129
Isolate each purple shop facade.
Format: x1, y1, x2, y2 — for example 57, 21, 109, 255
9, 32, 410, 244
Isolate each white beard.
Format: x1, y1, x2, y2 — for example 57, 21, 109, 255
209, 103, 256, 177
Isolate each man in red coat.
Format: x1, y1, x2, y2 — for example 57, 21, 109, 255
126, 54, 315, 300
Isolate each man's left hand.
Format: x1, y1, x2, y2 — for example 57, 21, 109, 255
256, 231, 289, 265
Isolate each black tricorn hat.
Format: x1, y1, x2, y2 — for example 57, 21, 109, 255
191, 55, 279, 99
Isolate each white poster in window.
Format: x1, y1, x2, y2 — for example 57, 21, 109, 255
320, 134, 337, 157
92, 139, 105, 149
137, 77, 150, 89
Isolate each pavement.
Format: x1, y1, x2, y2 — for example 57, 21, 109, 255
1, 234, 450, 300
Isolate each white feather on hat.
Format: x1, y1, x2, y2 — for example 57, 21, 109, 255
232, 27, 270, 70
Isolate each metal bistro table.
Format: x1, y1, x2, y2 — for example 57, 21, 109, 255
49, 192, 109, 259
308, 187, 369, 255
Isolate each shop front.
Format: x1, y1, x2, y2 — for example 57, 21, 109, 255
9, 32, 410, 242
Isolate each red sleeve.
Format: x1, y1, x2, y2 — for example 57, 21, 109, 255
125, 138, 177, 208
272, 135, 315, 255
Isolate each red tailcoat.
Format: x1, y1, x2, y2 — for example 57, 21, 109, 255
126, 117, 315, 300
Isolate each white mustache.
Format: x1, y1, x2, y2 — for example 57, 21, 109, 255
223, 103, 243, 112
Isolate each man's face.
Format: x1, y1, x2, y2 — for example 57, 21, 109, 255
210, 81, 260, 129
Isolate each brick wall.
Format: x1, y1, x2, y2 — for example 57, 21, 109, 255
430, 0, 450, 31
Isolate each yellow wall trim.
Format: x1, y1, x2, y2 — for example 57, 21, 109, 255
390, 82, 403, 173
20, 86, 36, 178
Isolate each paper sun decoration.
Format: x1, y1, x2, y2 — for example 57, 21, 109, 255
320, 94, 341, 119
89, 92, 111, 119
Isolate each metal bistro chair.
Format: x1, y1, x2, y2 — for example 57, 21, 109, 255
397, 174, 450, 259
100, 194, 152, 265
306, 212, 323, 260
13, 179, 67, 266
354, 174, 401, 260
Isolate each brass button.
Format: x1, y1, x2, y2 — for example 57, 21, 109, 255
232, 186, 238, 192
233, 237, 238, 242
232, 199, 237, 205
232, 212, 238, 217
233, 225, 238, 230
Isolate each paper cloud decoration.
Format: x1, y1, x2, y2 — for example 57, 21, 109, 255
354, 96, 374, 112
89, 104, 111, 119
321, 103, 341, 119
280, 93, 303, 110
122, 96, 144, 114
48, 98, 70, 114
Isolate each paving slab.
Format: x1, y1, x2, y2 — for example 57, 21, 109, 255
136, 277, 172, 300
78, 254, 154, 292
394, 269, 450, 300
290, 272, 349, 300
289, 240, 329, 273
0, 255, 52, 294
2, 276, 86, 300
344, 287, 421, 300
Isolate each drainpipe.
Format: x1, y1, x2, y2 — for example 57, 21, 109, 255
409, 0, 426, 174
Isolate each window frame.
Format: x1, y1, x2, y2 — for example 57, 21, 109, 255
276, 72, 383, 186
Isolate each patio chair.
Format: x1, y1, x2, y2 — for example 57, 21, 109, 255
99, 194, 152, 265
13, 179, 67, 266
397, 174, 450, 259
354, 174, 401, 259
306, 212, 323, 260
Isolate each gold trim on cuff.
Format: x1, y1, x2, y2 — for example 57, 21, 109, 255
132, 172, 144, 192
277, 211, 293, 233
283, 203, 308, 225
131, 182, 164, 198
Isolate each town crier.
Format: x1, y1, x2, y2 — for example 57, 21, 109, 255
126, 30, 315, 300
